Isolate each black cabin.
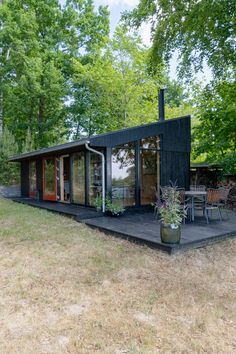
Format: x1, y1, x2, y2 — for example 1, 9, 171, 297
9, 116, 191, 209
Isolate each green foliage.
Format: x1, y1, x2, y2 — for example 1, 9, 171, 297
164, 79, 194, 118
94, 194, 125, 215
105, 196, 125, 216
94, 195, 103, 212
126, 1, 235, 174
159, 186, 185, 227
126, 0, 236, 79
0, 0, 109, 148
193, 80, 236, 174
68, 26, 163, 137
22, 128, 34, 153
0, 128, 19, 185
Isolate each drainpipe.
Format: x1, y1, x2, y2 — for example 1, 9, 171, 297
85, 141, 105, 213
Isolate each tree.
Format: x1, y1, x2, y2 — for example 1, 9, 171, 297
68, 26, 163, 138
126, 1, 235, 173
0, 0, 109, 149
22, 127, 34, 153
164, 79, 194, 119
0, 128, 19, 185
126, 0, 236, 79
193, 80, 236, 174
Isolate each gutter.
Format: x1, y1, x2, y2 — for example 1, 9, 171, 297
85, 141, 105, 213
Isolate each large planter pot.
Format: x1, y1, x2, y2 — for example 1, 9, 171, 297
105, 210, 124, 217
160, 223, 181, 244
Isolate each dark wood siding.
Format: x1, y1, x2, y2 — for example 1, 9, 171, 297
91, 116, 191, 153
161, 151, 190, 189
21, 161, 29, 197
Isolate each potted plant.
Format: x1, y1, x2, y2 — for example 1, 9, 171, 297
105, 196, 125, 217
158, 186, 186, 244
94, 195, 125, 216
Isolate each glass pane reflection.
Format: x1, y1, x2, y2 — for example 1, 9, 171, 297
89, 153, 102, 206
140, 150, 160, 205
112, 148, 135, 206
29, 161, 37, 197
72, 152, 85, 204
141, 136, 160, 149
44, 159, 55, 197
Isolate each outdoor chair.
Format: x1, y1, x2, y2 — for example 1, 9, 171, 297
218, 188, 231, 219
190, 184, 206, 208
203, 189, 222, 224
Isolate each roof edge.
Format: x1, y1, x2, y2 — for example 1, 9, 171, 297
9, 115, 191, 162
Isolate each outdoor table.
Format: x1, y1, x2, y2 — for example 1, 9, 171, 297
185, 191, 207, 222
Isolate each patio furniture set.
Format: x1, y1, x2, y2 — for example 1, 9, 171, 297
154, 185, 230, 224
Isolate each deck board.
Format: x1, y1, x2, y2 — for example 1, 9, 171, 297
10, 198, 236, 254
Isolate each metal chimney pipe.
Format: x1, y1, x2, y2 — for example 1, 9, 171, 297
158, 88, 165, 122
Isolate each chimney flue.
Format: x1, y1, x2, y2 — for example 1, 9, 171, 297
158, 88, 165, 122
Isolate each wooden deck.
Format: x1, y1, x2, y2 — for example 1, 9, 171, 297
11, 198, 103, 220
11, 198, 236, 254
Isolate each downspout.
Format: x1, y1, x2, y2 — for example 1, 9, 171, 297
85, 141, 105, 213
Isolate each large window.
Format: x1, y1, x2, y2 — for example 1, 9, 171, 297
140, 136, 160, 205
43, 158, 57, 201
72, 152, 85, 204
112, 147, 135, 206
89, 152, 102, 206
29, 161, 37, 198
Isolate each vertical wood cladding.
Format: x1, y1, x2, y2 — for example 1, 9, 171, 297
21, 161, 29, 197
160, 151, 190, 189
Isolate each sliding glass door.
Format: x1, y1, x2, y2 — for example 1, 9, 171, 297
88, 152, 102, 206
72, 152, 85, 204
112, 145, 135, 206
140, 137, 160, 205
43, 158, 57, 201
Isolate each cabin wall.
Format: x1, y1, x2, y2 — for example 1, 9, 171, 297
21, 161, 29, 197
91, 116, 191, 153
161, 151, 190, 189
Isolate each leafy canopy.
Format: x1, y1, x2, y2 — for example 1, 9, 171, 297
126, 0, 236, 79
0, 0, 109, 149
193, 81, 236, 174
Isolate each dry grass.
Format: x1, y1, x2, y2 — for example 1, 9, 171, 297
0, 198, 236, 354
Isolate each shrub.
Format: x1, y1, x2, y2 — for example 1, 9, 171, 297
0, 128, 20, 186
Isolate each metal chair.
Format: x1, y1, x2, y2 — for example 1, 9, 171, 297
204, 189, 222, 224
218, 188, 230, 219
190, 185, 206, 209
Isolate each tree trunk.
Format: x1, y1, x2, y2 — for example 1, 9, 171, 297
38, 96, 44, 146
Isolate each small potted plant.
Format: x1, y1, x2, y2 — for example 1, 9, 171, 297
105, 196, 125, 217
158, 186, 186, 244
94, 194, 125, 216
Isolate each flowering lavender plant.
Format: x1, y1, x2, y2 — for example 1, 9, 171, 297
159, 186, 186, 227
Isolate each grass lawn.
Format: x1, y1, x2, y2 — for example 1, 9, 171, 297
0, 198, 236, 354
